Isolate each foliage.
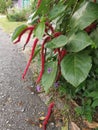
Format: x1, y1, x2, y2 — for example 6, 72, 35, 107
12, 0, 98, 122
0, 0, 12, 14
7, 8, 30, 22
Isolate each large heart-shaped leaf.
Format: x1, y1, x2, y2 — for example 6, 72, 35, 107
61, 53, 92, 87
12, 24, 27, 41
34, 22, 45, 40
46, 35, 67, 49
49, 4, 66, 20
70, 2, 98, 30
42, 61, 57, 92
66, 31, 95, 52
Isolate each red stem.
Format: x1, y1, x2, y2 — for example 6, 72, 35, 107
45, 22, 55, 34
60, 49, 67, 61
22, 38, 39, 79
57, 48, 61, 65
56, 49, 67, 81
43, 102, 55, 130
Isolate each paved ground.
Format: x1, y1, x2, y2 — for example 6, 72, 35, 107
0, 28, 60, 130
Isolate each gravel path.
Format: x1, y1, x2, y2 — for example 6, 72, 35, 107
0, 28, 60, 130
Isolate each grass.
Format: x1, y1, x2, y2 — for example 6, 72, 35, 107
0, 17, 26, 34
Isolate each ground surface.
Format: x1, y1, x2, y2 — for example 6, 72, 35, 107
0, 28, 60, 130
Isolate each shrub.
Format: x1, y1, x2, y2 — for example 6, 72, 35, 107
0, 0, 12, 14
7, 9, 29, 22
12, 0, 98, 124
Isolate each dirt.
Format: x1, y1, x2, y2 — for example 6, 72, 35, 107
0, 28, 60, 130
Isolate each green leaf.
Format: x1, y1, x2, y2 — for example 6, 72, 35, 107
85, 112, 92, 122
87, 91, 98, 99
70, 2, 98, 30
49, 4, 66, 20
92, 99, 98, 108
42, 61, 57, 92
61, 53, 92, 87
46, 35, 67, 49
32, 0, 50, 18
12, 24, 27, 41
66, 31, 95, 52
27, 12, 39, 25
34, 22, 45, 40
90, 27, 98, 48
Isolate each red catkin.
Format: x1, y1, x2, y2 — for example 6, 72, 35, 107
13, 26, 35, 44
84, 22, 97, 34
23, 29, 33, 50
22, 38, 39, 79
43, 102, 55, 130
36, 36, 51, 84
53, 32, 62, 38
37, 0, 42, 8
36, 53, 45, 83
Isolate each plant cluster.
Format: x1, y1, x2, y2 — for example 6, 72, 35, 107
7, 9, 28, 22
0, 0, 12, 14
12, 0, 98, 123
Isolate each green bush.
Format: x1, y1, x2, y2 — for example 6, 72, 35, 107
7, 9, 29, 22
0, 0, 7, 14
12, 0, 98, 123
0, 0, 12, 14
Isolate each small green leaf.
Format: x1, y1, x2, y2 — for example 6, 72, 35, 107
85, 113, 92, 122
42, 61, 57, 92
92, 99, 98, 108
49, 4, 66, 20
61, 52, 92, 87
88, 91, 98, 99
12, 24, 27, 41
70, 2, 98, 30
46, 35, 67, 49
34, 22, 45, 40
66, 31, 95, 52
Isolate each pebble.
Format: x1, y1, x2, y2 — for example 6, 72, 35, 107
8, 124, 11, 127
1, 95, 5, 98
50, 122, 55, 126
7, 97, 12, 103
2, 108, 5, 111
31, 85, 34, 88
21, 108, 25, 112
31, 92, 34, 95
50, 122, 55, 129
6, 121, 9, 124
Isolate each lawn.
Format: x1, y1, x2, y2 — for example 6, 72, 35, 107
0, 17, 26, 34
